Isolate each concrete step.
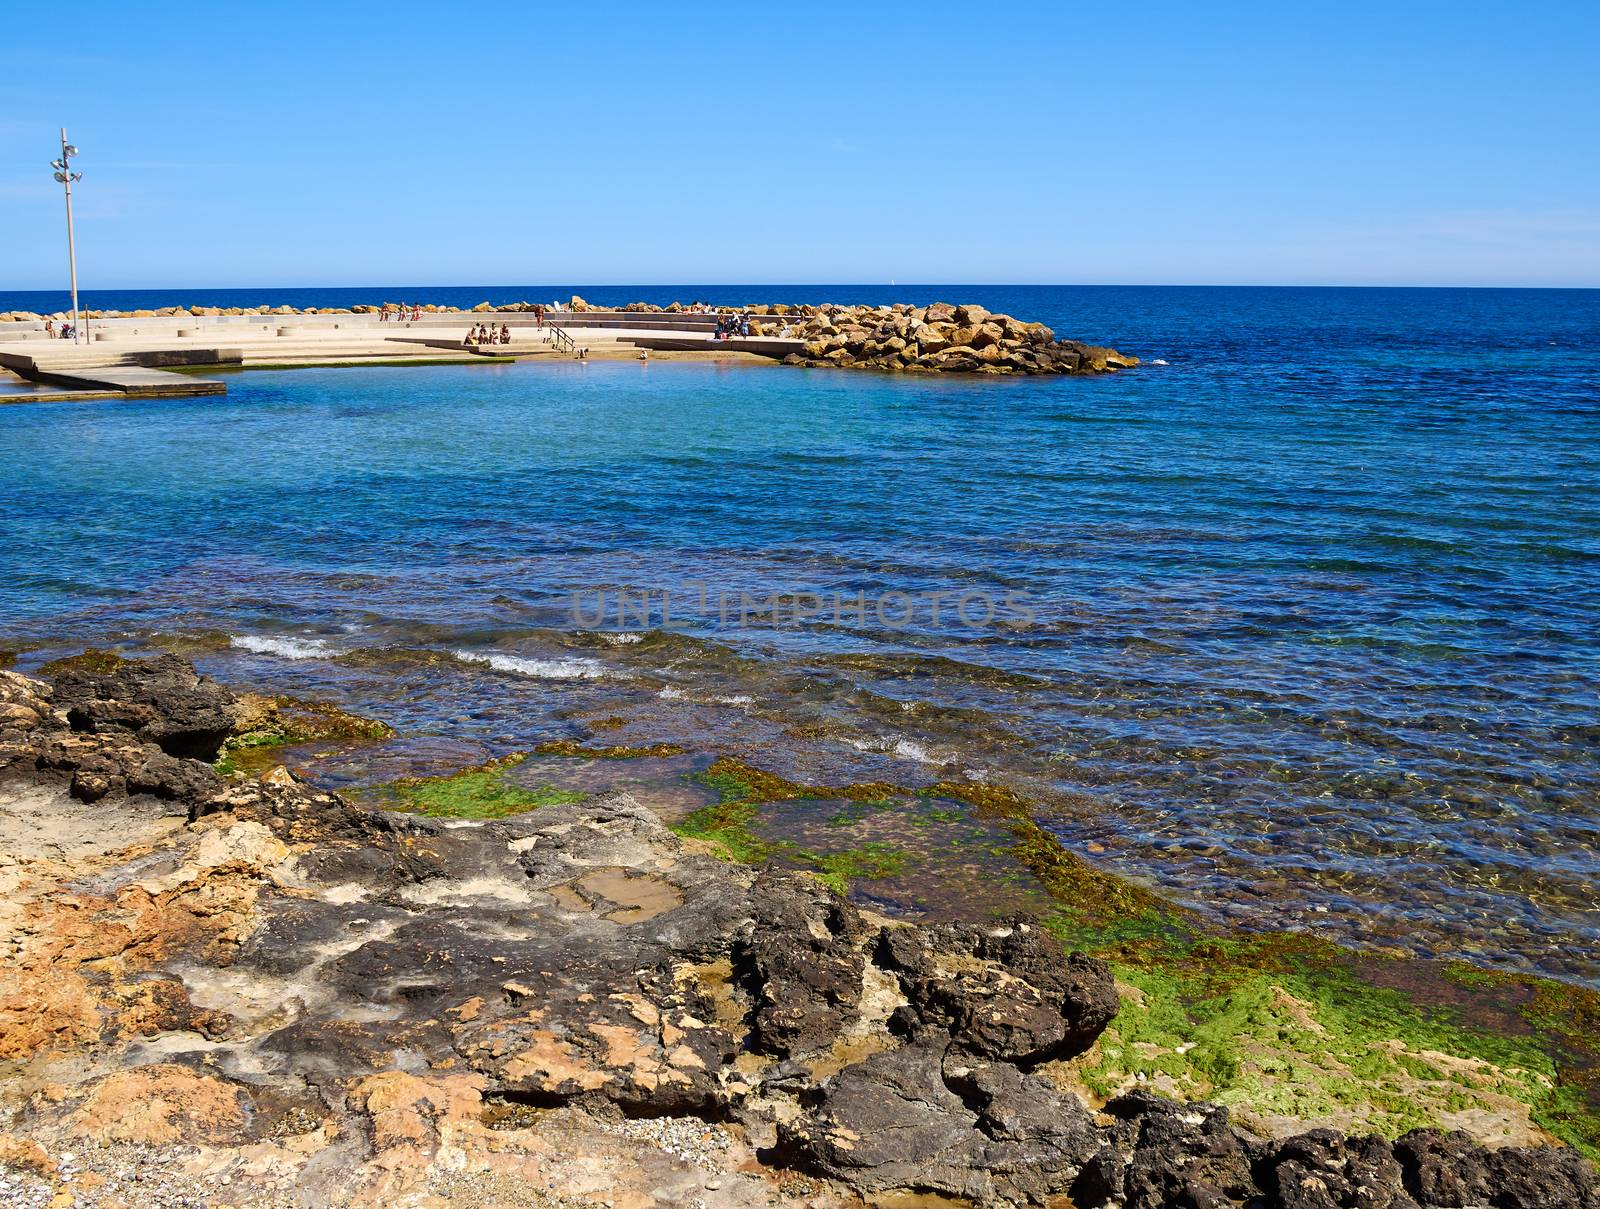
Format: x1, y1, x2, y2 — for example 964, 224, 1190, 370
31, 365, 226, 398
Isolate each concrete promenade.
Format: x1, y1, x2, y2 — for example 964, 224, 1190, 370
0, 310, 804, 401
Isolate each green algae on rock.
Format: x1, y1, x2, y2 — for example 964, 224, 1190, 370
365, 753, 584, 819
666, 755, 1600, 1159
145, 629, 238, 656
532, 739, 688, 759
928, 778, 1185, 938
217, 692, 394, 777
1066, 934, 1585, 1153
674, 756, 915, 894
5, 655, 1594, 1201
36, 648, 132, 677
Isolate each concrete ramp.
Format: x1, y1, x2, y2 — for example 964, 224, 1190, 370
0, 350, 228, 398
33, 365, 226, 397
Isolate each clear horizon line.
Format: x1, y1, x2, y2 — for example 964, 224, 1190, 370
5, 281, 1599, 293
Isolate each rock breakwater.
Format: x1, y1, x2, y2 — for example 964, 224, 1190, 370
785, 301, 1138, 375
0, 658, 1593, 1206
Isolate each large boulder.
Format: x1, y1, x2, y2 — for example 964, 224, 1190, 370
1486, 1144, 1600, 1209
1112, 1094, 1263, 1209
734, 870, 867, 1057
878, 919, 1118, 1063
48, 653, 236, 760
1262, 1129, 1413, 1209
780, 1040, 1102, 1203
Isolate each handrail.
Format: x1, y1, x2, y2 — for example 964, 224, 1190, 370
548, 323, 576, 355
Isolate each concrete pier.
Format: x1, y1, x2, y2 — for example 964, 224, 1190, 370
0, 309, 804, 402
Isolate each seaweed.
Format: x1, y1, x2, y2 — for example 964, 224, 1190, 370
367, 754, 583, 819
667, 755, 1600, 1155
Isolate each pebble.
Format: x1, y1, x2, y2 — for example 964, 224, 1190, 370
0, 1141, 298, 1209
598, 1116, 735, 1173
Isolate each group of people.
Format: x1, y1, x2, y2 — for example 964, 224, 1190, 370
464, 323, 512, 346
379, 305, 421, 323
712, 311, 752, 340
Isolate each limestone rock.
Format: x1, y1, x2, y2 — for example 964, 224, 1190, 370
787, 301, 1137, 376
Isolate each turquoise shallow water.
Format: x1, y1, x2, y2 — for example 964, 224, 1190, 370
2, 286, 1598, 983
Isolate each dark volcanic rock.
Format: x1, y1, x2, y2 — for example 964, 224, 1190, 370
1486, 1145, 1600, 1209
1, 665, 221, 805
50, 652, 236, 759
877, 917, 1118, 1063
779, 1038, 1100, 1203
1108, 1092, 1262, 1209
1264, 1128, 1416, 1208
1395, 1129, 1496, 1206
734, 870, 867, 1057
1393, 1129, 1600, 1208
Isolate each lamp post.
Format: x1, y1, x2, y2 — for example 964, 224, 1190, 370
50, 130, 83, 344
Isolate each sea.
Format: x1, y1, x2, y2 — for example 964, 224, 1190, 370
3, 285, 1598, 985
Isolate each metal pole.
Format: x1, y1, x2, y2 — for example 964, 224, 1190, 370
61, 128, 81, 344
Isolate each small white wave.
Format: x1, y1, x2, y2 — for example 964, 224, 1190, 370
600, 632, 643, 645
657, 685, 753, 708
1150, 358, 1170, 366
846, 735, 938, 765
892, 738, 935, 764
455, 651, 608, 680
231, 634, 335, 660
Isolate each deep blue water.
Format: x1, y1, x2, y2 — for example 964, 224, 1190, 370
3, 286, 1598, 983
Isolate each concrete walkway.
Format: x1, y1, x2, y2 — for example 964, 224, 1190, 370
0, 310, 805, 401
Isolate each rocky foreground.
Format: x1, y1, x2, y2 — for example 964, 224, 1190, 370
1, 658, 1595, 1208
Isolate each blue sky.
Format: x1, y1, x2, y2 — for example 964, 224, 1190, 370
3, 2, 1597, 288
